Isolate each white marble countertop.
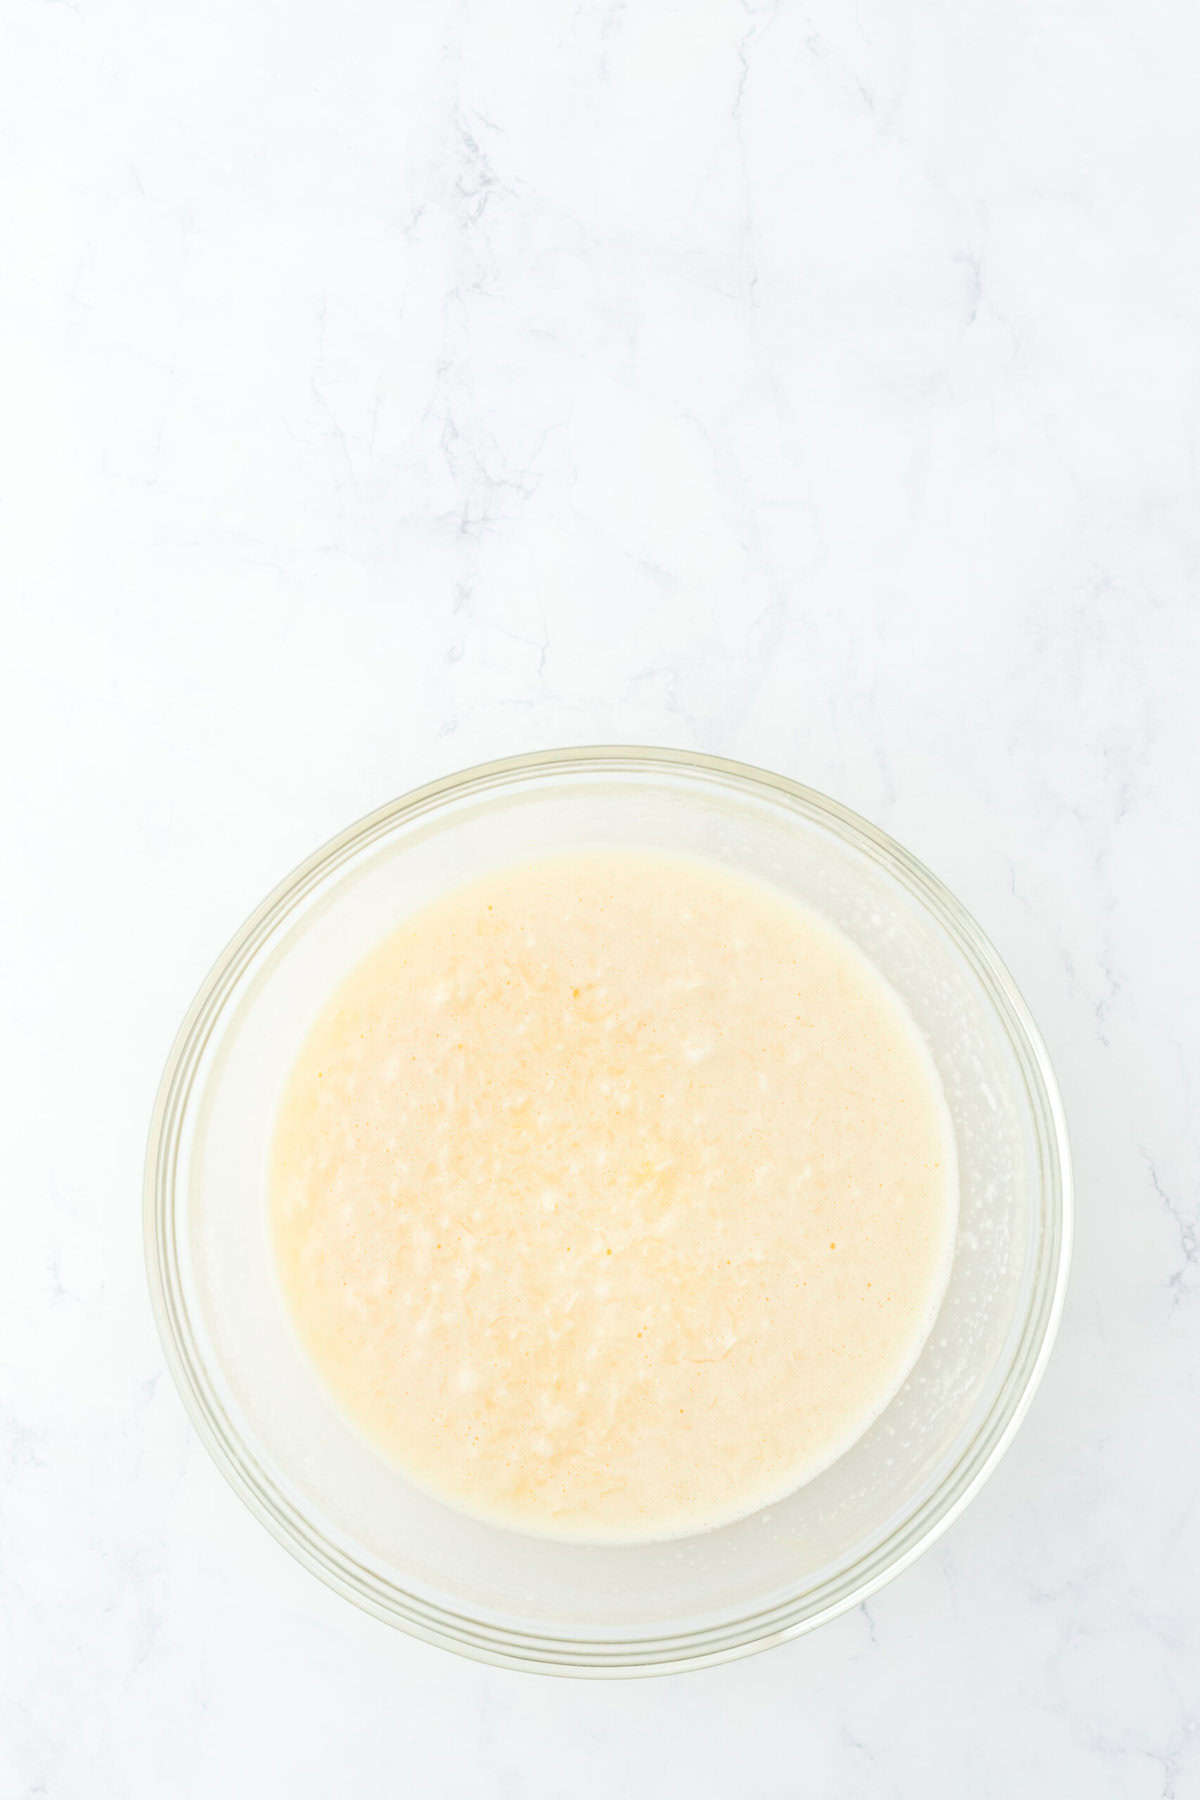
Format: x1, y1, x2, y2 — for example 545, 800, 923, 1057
4, 0, 1198, 1792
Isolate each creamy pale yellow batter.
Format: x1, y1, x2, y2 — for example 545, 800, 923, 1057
271, 854, 956, 1541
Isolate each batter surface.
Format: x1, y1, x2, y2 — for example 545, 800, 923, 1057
271, 854, 956, 1540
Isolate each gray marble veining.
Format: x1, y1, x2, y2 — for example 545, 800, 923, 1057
2, 0, 1198, 1793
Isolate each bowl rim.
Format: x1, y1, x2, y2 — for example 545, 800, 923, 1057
144, 745, 1073, 1677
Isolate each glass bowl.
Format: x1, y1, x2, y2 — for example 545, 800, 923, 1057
144, 748, 1071, 1676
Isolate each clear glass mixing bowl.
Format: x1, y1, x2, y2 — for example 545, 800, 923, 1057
144, 748, 1071, 1675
